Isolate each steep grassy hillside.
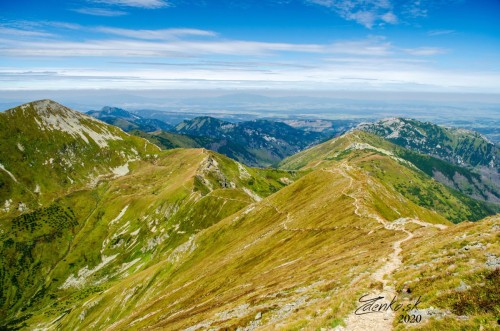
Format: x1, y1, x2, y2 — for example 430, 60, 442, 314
1, 101, 497, 331
21, 151, 456, 330
0, 147, 300, 330
280, 131, 496, 223
394, 215, 499, 330
0, 100, 160, 217
359, 118, 500, 204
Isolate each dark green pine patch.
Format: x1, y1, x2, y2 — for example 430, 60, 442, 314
0, 204, 79, 327
10, 204, 77, 237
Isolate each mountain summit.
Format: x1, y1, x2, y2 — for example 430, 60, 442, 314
10, 100, 127, 148
358, 117, 498, 169
358, 118, 500, 204
0, 100, 159, 213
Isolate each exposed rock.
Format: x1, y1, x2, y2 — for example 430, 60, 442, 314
197, 154, 236, 192
485, 253, 500, 268
455, 280, 471, 292
410, 307, 451, 321
279, 177, 293, 185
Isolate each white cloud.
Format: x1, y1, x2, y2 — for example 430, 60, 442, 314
403, 0, 463, 19
2, 64, 499, 93
0, 19, 494, 93
328, 38, 392, 56
347, 11, 377, 29
2, 20, 82, 31
305, 0, 462, 28
44, 22, 83, 30
0, 27, 54, 38
305, 0, 398, 28
403, 0, 428, 18
324, 57, 430, 67
0, 38, 325, 57
0, 33, 397, 58
404, 47, 447, 56
90, 0, 170, 8
381, 12, 398, 24
72, 7, 128, 16
94, 27, 217, 40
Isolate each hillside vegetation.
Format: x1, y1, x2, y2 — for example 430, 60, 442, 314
280, 130, 496, 223
359, 118, 500, 204
0, 101, 497, 330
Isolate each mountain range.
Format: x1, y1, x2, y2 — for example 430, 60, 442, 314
358, 118, 499, 204
172, 116, 326, 167
358, 118, 498, 169
87, 107, 172, 133
0, 100, 498, 331
86, 107, 330, 167
85, 107, 500, 206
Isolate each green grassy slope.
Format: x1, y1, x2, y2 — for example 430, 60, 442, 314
130, 130, 204, 149
394, 215, 499, 331
1, 102, 498, 331
280, 130, 496, 223
0, 147, 301, 329
27, 155, 455, 330
0, 100, 160, 216
358, 118, 500, 204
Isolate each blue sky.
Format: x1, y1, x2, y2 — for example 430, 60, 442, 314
1, 0, 499, 93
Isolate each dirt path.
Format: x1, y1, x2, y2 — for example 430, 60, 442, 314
325, 163, 446, 331
263, 163, 446, 331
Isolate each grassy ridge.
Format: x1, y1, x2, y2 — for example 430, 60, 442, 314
42, 161, 450, 330
280, 131, 496, 223
0, 100, 160, 215
1, 101, 497, 330
393, 215, 499, 330
0, 147, 302, 329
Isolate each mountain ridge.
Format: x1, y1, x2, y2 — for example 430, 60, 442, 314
357, 117, 499, 204
0, 99, 160, 216
172, 116, 326, 167
0, 100, 498, 330
87, 106, 172, 133
280, 130, 497, 222
358, 117, 499, 169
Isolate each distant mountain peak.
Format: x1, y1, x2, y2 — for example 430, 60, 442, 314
6, 99, 124, 148
358, 117, 499, 168
13, 99, 67, 116
190, 116, 227, 123
86, 106, 172, 133
97, 106, 140, 119
175, 116, 231, 132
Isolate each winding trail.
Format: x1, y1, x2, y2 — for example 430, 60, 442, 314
249, 161, 446, 330
321, 162, 447, 331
